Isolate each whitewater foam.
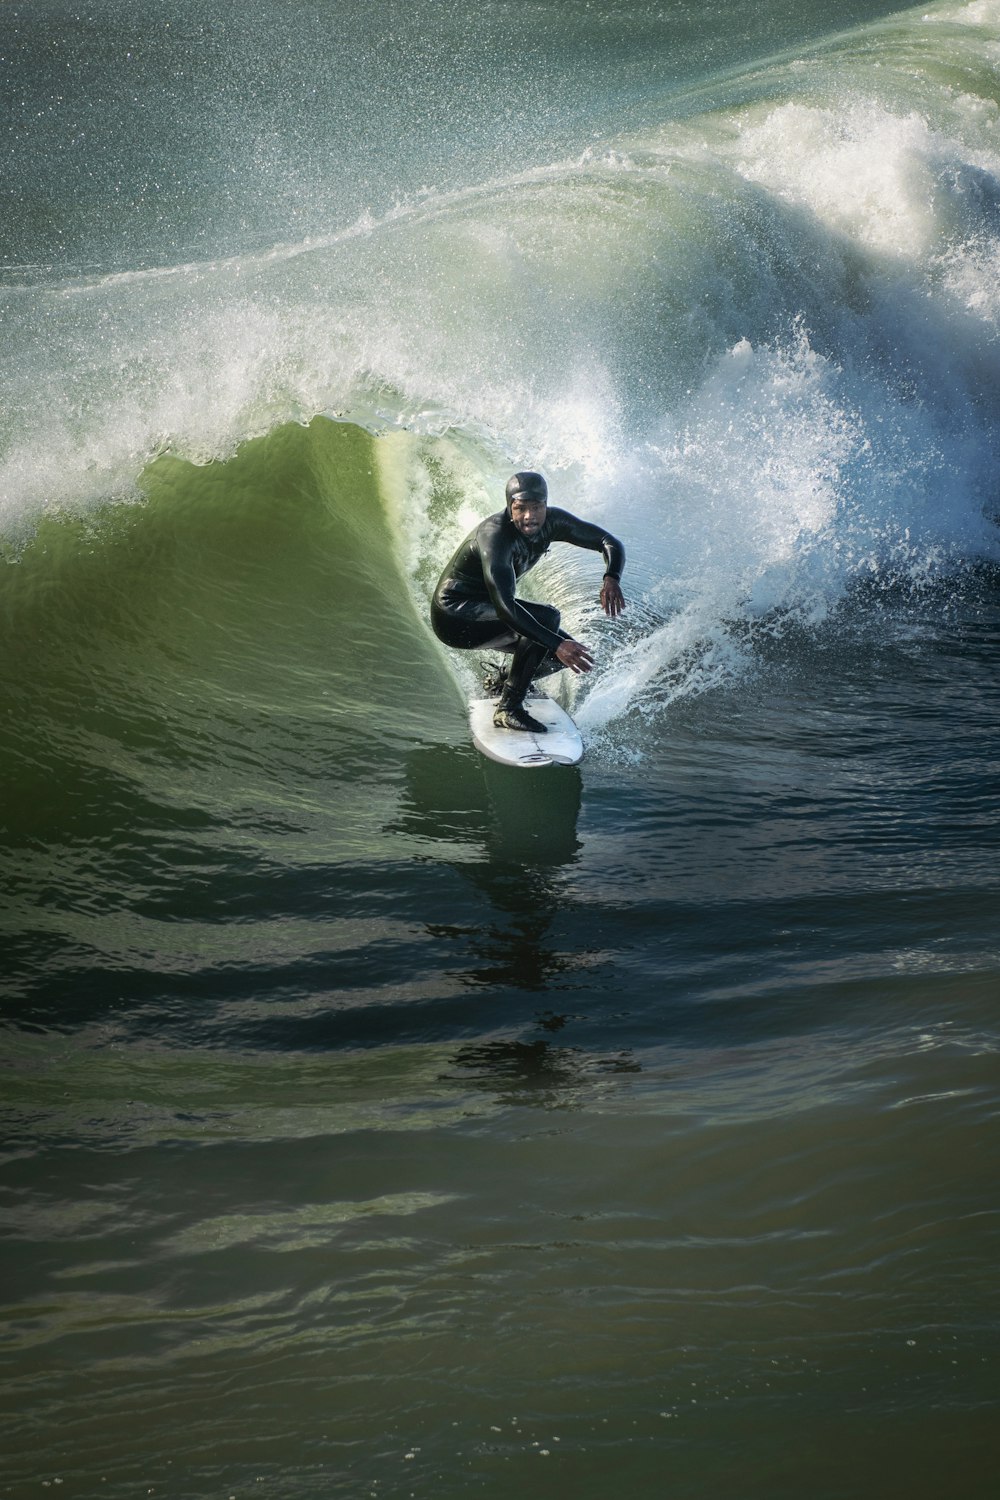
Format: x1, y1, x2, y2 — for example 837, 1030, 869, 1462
3, 0, 998, 728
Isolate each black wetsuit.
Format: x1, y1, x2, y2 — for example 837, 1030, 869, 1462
431, 507, 625, 705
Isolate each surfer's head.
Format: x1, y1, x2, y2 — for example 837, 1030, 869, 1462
505, 470, 548, 536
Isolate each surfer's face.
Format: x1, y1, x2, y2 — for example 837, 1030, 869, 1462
509, 496, 547, 536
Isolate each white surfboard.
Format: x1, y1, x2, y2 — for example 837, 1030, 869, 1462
469, 693, 584, 768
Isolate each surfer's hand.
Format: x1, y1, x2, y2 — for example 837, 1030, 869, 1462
600, 577, 626, 617
556, 638, 594, 674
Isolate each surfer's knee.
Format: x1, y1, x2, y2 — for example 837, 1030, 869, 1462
525, 601, 560, 633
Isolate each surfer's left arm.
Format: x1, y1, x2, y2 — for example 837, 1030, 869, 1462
550, 510, 627, 617
599, 574, 625, 617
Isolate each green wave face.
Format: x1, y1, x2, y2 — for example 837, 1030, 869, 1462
0, 418, 463, 887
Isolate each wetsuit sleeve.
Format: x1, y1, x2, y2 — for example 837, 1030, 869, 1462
480, 529, 566, 652
550, 510, 626, 579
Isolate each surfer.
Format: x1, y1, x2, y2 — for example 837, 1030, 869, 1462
431, 471, 626, 732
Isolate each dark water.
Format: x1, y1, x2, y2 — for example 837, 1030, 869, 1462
3, 1, 1000, 1496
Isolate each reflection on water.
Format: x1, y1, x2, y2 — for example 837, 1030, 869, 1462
394, 744, 587, 991
395, 738, 644, 1092
442, 1035, 642, 1108
394, 745, 582, 865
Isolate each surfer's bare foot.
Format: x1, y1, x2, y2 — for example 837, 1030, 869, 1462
493, 701, 547, 733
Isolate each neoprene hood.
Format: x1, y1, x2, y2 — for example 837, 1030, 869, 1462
505, 471, 548, 510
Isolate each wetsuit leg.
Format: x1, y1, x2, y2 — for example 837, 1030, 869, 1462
431, 598, 569, 710
499, 602, 568, 710
430, 599, 519, 652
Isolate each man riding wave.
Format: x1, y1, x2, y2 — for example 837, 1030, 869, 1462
431, 471, 626, 732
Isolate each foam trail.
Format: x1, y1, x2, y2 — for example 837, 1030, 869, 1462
575, 306, 999, 731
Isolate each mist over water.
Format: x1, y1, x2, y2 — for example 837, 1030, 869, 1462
2, 3, 1000, 1497
2, 0, 914, 269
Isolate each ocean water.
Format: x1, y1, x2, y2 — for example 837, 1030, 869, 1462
2, 1, 999, 1496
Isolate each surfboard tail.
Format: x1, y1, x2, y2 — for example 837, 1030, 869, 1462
468, 695, 584, 768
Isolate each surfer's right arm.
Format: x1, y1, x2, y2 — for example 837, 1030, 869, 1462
554, 637, 595, 673
480, 540, 591, 674
478, 520, 567, 653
